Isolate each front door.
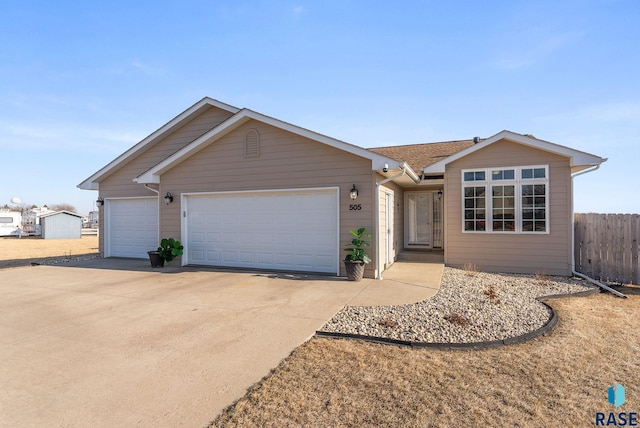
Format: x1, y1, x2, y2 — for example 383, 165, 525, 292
385, 192, 393, 265
405, 192, 432, 249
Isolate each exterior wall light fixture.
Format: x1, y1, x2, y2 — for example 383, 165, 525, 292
350, 184, 358, 200
437, 190, 443, 200
96, 197, 104, 207
164, 192, 174, 205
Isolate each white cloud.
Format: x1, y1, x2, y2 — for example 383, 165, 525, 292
536, 102, 640, 153
131, 60, 165, 77
495, 31, 583, 70
0, 120, 140, 153
533, 101, 640, 135
580, 102, 640, 123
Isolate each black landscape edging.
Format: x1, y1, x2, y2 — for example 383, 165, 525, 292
315, 288, 600, 351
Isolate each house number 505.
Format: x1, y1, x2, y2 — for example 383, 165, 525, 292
349, 204, 362, 210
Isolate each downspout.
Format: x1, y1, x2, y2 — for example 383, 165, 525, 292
375, 164, 419, 279
144, 184, 160, 196
570, 163, 626, 298
144, 184, 162, 249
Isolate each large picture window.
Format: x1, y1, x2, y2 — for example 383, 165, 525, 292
462, 166, 548, 233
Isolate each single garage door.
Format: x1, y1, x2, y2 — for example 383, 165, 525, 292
185, 188, 339, 274
106, 198, 158, 258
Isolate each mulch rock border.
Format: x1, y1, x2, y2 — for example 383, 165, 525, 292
315, 289, 600, 351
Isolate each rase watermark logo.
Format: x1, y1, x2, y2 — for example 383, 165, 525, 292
610, 384, 626, 408
596, 383, 638, 426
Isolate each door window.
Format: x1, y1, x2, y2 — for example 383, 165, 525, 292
406, 192, 432, 247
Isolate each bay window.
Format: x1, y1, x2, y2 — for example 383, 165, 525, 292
462, 166, 548, 233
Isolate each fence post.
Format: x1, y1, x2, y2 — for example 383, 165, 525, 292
632, 214, 639, 285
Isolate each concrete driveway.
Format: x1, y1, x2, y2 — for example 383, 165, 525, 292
0, 258, 441, 427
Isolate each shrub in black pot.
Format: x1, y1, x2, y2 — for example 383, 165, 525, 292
148, 238, 184, 268
343, 227, 371, 281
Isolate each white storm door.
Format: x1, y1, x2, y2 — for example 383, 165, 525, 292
106, 197, 158, 258
405, 192, 432, 249
184, 188, 339, 274
385, 192, 393, 265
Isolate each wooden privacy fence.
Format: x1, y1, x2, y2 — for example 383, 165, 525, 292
574, 213, 640, 285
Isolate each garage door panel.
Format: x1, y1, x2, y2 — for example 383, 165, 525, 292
191, 232, 205, 243
257, 233, 274, 245
276, 254, 293, 265
222, 233, 236, 244
276, 233, 293, 245
239, 252, 255, 263
107, 198, 158, 258
316, 234, 335, 246
237, 233, 253, 245
208, 233, 220, 243
295, 254, 313, 265
258, 217, 274, 226
186, 189, 338, 273
314, 255, 334, 268
256, 253, 273, 263
223, 251, 238, 263
205, 250, 218, 261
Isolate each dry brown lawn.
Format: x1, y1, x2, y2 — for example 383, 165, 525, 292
0, 235, 99, 269
212, 293, 639, 427
3, 236, 636, 425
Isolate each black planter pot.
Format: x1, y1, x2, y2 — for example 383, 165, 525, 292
148, 251, 165, 268
344, 260, 365, 281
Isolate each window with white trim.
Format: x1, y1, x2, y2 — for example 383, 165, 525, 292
462, 165, 548, 233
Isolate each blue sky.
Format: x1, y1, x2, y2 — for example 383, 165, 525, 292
1, 0, 638, 214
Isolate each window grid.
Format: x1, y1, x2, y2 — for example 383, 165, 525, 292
491, 169, 515, 181
522, 184, 547, 232
461, 166, 548, 234
464, 186, 486, 231
492, 185, 515, 232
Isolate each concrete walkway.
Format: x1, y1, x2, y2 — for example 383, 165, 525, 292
0, 256, 442, 427
347, 257, 443, 306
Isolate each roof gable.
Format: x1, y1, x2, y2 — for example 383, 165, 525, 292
422, 130, 605, 174
78, 97, 240, 190
78, 97, 604, 192
135, 108, 408, 184
369, 140, 475, 173
40, 210, 83, 219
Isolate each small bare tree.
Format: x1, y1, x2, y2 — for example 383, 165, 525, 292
49, 203, 78, 213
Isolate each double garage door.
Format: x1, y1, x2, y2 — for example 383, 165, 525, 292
184, 188, 339, 274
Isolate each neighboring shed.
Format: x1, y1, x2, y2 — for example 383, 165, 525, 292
40, 211, 83, 239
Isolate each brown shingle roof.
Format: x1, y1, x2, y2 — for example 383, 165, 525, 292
369, 140, 476, 173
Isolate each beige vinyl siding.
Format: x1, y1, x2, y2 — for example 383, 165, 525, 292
444, 139, 572, 276
99, 106, 234, 196
96, 106, 234, 254
160, 119, 378, 277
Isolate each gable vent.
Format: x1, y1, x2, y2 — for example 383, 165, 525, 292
244, 129, 260, 158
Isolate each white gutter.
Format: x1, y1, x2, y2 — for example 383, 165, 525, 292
570, 163, 626, 298
144, 184, 160, 195
144, 184, 162, 248
375, 163, 420, 279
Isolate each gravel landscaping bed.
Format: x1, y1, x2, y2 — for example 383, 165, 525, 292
319, 267, 597, 344
35, 254, 102, 266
